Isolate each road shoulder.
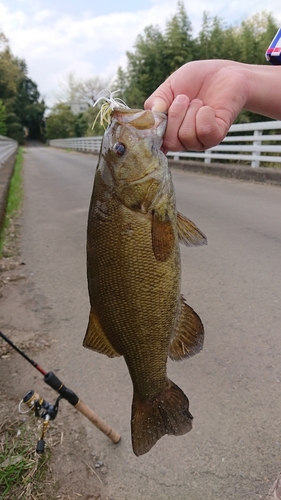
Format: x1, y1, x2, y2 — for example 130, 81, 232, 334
0, 218, 104, 500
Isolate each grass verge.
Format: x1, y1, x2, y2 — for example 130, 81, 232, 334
0, 147, 24, 257
0, 416, 51, 499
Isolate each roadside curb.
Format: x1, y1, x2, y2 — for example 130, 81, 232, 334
168, 159, 281, 186
0, 152, 17, 231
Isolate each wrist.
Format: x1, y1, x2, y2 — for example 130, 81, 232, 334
244, 64, 281, 119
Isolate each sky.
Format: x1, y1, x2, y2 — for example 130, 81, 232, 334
0, 0, 280, 107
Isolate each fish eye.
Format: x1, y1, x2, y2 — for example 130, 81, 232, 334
113, 142, 126, 157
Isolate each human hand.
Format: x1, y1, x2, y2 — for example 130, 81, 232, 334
144, 60, 249, 152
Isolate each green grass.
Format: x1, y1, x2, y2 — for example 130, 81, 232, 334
0, 147, 24, 256
0, 418, 51, 499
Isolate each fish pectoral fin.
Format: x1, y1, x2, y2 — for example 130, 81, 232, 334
152, 209, 175, 262
177, 212, 207, 247
83, 308, 121, 358
131, 381, 193, 456
169, 295, 204, 361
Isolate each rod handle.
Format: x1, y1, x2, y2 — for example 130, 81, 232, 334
75, 399, 121, 444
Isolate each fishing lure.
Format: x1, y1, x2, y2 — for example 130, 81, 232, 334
92, 89, 130, 129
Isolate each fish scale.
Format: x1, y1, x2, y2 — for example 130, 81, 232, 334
88, 171, 179, 373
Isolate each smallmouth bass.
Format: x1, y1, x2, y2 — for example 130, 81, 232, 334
84, 107, 207, 456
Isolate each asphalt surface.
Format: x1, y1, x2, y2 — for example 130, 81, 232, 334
21, 146, 281, 500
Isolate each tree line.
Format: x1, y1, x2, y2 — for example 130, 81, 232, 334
0, 33, 45, 143
44, 74, 109, 140
115, 3, 278, 123
0, 3, 279, 142
46, 4, 279, 140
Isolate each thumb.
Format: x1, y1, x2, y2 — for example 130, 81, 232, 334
144, 82, 174, 112
144, 90, 173, 113
150, 97, 168, 113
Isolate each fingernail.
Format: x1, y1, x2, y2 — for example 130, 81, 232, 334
151, 98, 167, 112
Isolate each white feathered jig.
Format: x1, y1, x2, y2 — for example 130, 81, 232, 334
92, 89, 130, 130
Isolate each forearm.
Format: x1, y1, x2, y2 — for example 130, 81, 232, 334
244, 64, 281, 120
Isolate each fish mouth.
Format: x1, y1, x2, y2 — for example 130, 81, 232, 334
112, 108, 167, 139
110, 108, 167, 163
102, 108, 167, 186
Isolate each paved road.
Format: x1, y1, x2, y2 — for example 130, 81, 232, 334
22, 146, 281, 500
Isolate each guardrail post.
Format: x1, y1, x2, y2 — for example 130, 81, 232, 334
204, 149, 211, 164
251, 130, 262, 168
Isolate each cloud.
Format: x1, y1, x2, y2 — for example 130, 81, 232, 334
0, 1, 183, 103
0, 0, 281, 106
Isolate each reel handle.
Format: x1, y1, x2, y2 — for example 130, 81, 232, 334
36, 439, 45, 454
44, 372, 121, 444
75, 399, 121, 443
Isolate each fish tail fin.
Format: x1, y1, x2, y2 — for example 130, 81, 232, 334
131, 380, 193, 456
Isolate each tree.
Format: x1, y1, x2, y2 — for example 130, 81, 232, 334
164, 1, 194, 72
112, 67, 127, 102
45, 104, 76, 140
74, 112, 88, 137
49, 73, 115, 138
196, 13, 241, 61
115, 6, 279, 123
76, 76, 111, 106
0, 32, 46, 141
55, 73, 110, 106
14, 76, 45, 140
118, 25, 168, 107
0, 99, 7, 136
82, 106, 107, 137
231, 12, 278, 123
45, 100, 109, 139
114, 3, 195, 106
238, 12, 278, 65
6, 113, 24, 144
0, 43, 22, 105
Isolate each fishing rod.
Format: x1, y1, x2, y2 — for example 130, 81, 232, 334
0, 330, 121, 453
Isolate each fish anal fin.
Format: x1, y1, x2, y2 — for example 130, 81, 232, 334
83, 308, 121, 358
169, 295, 204, 361
177, 212, 207, 247
131, 380, 193, 456
152, 210, 175, 262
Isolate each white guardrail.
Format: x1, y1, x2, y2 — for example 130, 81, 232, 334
49, 120, 281, 168
0, 136, 18, 165
49, 136, 102, 154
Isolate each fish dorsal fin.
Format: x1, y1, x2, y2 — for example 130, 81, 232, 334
83, 307, 121, 358
168, 295, 204, 361
177, 212, 207, 247
152, 210, 175, 262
